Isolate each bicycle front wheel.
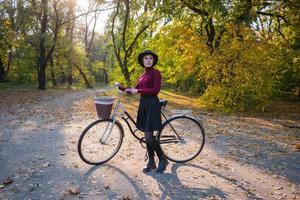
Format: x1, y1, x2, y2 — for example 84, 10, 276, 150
158, 115, 205, 163
78, 119, 124, 165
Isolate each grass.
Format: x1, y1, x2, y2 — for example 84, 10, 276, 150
0, 82, 37, 91
93, 89, 210, 116
159, 90, 205, 110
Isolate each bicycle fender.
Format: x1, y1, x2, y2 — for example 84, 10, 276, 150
161, 114, 200, 126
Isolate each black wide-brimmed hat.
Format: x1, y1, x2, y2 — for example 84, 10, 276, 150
138, 50, 158, 67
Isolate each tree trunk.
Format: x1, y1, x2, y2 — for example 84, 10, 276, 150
67, 66, 73, 85
103, 69, 108, 85
73, 64, 92, 88
295, 86, 300, 97
50, 56, 57, 86
38, 0, 48, 90
98, 68, 108, 85
65, 0, 75, 86
6, 50, 13, 75
38, 0, 61, 89
0, 58, 7, 83
38, 61, 47, 90
67, 50, 73, 86
121, 64, 131, 86
111, 0, 150, 87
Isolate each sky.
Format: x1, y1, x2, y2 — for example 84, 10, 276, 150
76, 0, 112, 34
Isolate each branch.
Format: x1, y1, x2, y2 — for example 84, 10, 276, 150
267, 18, 273, 36
258, 15, 266, 37
122, 0, 130, 53
126, 25, 149, 57
111, 0, 123, 68
126, 1, 162, 57
59, 5, 115, 27
256, 11, 288, 23
87, 5, 102, 55
84, 4, 99, 51
15, 11, 25, 34
180, 0, 209, 16
45, 0, 60, 63
277, 17, 287, 41
205, 17, 215, 49
215, 28, 226, 49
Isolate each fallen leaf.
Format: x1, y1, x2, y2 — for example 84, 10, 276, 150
153, 192, 161, 197
69, 185, 80, 195
42, 162, 50, 168
294, 143, 300, 150
0, 184, 5, 189
122, 196, 132, 200
275, 186, 283, 190
3, 177, 13, 185
72, 163, 79, 168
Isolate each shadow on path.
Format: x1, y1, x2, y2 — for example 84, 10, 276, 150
84, 164, 148, 199
148, 163, 264, 200
147, 163, 226, 200
207, 132, 300, 184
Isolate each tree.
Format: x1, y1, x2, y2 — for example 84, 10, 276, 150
34, 0, 111, 89
82, 0, 107, 86
0, 0, 26, 82
109, 0, 162, 86
151, 0, 300, 110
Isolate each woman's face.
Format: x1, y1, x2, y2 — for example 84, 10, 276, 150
142, 55, 154, 68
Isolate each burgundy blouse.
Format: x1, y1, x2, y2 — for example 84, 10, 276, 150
135, 67, 161, 96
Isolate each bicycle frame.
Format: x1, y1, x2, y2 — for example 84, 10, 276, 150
78, 84, 205, 165
99, 86, 184, 144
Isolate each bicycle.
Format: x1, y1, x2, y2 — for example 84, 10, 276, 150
77, 84, 205, 165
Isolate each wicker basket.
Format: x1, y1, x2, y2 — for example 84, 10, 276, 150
94, 96, 114, 119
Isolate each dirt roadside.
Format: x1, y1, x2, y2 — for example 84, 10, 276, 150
0, 89, 299, 200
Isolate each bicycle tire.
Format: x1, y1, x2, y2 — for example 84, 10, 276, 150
158, 115, 205, 163
78, 119, 124, 165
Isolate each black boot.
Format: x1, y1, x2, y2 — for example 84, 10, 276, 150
152, 139, 169, 173
143, 142, 156, 173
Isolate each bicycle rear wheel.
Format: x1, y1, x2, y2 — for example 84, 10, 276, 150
158, 115, 205, 163
78, 119, 124, 165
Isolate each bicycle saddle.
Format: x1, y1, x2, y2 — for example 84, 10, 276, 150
159, 99, 168, 107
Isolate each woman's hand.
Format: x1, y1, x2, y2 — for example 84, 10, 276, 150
130, 88, 138, 94
125, 89, 131, 94
125, 88, 138, 94
118, 85, 126, 91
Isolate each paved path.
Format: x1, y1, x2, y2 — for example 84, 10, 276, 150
0, 89, 299, 199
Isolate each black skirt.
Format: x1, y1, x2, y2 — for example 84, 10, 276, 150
136, 95, 162, 132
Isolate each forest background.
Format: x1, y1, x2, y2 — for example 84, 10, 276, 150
1, 0, 299, 112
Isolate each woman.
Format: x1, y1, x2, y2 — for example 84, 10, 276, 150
119, 50, 168, 173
